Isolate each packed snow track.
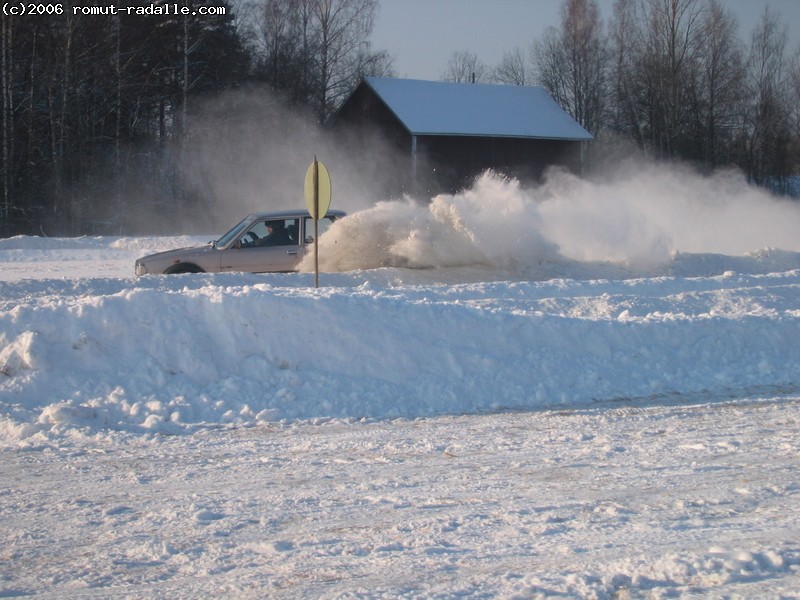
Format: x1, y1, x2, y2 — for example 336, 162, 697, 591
1, 230, 799, 598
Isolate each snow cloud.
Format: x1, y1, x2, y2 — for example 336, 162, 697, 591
537, 161, 800, 263
178, 88, 404, 228
308, 162, 800, 273
173, 88, 800, 270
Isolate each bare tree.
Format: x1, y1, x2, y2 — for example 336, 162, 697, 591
353, 43, 395, 80
792, 49, 800, 113
609, 0, 646, 147
534, 26, 569, 101
743, 6, 791, 186
694, 0, 744, 168
253, 0, 383, 120
608, 0, 709, 158
257, 0, 295, 84
494, 47, 529, 85
441, 50, 489, 83
1, 14, 11, 234
641, 0, 706, 157
254, 0, 312, 101
791, 48, 800, 182
309, 0, 380, 120
533, 0, 608, 135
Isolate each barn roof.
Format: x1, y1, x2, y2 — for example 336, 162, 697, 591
361, 77, 593, 141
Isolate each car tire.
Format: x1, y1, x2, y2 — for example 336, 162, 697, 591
165, 264, 204, 275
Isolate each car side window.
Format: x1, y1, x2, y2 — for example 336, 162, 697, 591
249, 221, 269, 240
304, 216, 335, 243
240, 219, 299, 248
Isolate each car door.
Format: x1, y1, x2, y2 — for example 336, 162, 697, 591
219, 218, 301, 273
302, 215, 337, 245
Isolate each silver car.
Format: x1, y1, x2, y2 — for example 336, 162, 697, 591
135, 209, 345, 275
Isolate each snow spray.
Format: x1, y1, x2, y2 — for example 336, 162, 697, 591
303, 162, 800, 274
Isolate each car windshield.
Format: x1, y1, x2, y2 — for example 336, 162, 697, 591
214, 216, 256, 248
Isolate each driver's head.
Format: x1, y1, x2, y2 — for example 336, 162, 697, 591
267, 220, 284, 230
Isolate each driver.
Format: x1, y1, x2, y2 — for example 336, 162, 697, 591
256, 220, 292, 247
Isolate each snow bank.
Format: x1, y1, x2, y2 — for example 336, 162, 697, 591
2, 259, 799, 445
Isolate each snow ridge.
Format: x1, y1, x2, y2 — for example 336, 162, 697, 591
2, 262, 799, 444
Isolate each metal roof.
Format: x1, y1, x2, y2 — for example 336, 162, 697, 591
363, 77, 593, 141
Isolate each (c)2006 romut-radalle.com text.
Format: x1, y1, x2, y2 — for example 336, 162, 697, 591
2, 2, 227, 16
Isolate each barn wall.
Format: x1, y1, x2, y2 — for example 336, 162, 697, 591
331, 84, 589, 199
415, 136, 584, 195
331, 84, 411, 150
329, 84, 415, 197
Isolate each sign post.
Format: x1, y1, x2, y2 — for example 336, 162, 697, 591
304, 157, 332, 288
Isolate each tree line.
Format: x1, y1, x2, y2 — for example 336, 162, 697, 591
443, 0, 800, 195
1, 0, 798, 236
0, 0, 392, 235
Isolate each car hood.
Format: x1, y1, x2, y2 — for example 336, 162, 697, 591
135, 243, 221, 275
139, 244, 214, 261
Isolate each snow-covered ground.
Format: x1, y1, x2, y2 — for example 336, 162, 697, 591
2, 170, 800, 598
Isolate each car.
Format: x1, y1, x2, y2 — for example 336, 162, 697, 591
134, 209, 345, 275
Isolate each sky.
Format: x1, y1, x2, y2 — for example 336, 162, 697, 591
371, 0, 800, 81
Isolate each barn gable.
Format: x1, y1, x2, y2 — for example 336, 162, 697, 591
332, 77, 593, 196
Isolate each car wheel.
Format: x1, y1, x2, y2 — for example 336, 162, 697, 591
165, 263, 204, 274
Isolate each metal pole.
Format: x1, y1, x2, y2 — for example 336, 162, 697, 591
313, 156, 320, 289
411, 135, 417, 195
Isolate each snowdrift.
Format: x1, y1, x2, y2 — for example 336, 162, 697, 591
2, 248, 800, 445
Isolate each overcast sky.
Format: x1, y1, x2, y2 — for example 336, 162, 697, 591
371, 0, 800, 81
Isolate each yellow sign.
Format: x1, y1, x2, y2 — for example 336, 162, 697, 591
304, 158, 332, 220
303, 157, 332, 288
